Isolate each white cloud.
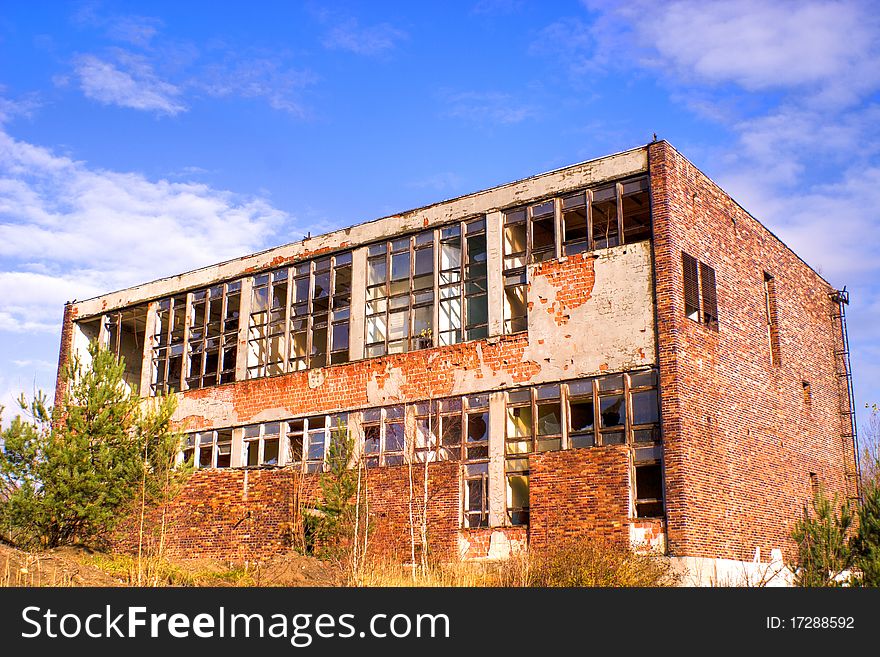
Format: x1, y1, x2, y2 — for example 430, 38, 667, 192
322, 18, 407, 56
443, 91, 536, 125
73, 52, 186, 115
602, 0, 880, 108
0, 128, 287, 334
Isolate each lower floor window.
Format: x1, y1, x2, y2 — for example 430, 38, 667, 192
183, 429, 233, 469
464, 463, 489, 528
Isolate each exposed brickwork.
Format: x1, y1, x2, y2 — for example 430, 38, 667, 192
176, 333, 542, 430
649, 140, 855, 562
52, 303, 77, 408
531, 253, 596, 325
114, 462, 459, 561
459, 527, 528, 559
357, 462, 460, 560
528, 446, 630, 551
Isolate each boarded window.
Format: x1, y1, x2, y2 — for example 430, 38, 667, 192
700, 262, 718, 327
682, 252, 700, 322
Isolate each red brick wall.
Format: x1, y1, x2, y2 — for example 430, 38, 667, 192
176, 334, 540, 431
53, 303, 77, 409
528, 446, 631, 551
649, 140, 856, 561
115, 462, 460, 562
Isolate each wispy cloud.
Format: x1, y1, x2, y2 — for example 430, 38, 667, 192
322, 18, 407, 56
472, 0, 524, 15
73, 52, 186, 115
0, 126, 289, 334
197, 56, 317, 116
0, 89, 41, 124
68, 8, 315, 116
443, 90, 536, 125
407, 172, 463, 193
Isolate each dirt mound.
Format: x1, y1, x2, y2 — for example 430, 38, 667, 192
254, 551, 340, 587
0, 543, 125, 587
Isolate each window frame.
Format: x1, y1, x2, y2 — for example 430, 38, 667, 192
365, 218, 487, 357
183, 429, 233, 469
682, 251, 719, 330
247, 252, 352, 380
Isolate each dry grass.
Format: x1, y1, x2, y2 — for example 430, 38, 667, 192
352, 558, 496, 587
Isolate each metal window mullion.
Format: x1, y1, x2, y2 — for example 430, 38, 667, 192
328, 256, 337, 358
586, 190, 594, 252
385, 248, 391, 351
616, 182, 625, 245
625, 373, 633, 444
593, 379, 601, 446
433, 229, 440, 347
283, 267, 293, 372
554, 197, 563, 259
181, 292, 193, 391
408, 238, 415, 352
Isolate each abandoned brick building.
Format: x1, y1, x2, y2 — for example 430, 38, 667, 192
54, 140, 860, 583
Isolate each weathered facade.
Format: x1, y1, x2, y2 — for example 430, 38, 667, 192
54, 141, 859, 584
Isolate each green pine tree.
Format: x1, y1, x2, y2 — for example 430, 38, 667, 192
790, 488, 853, 587
852, 481, 880, 586
0, 341, 186, 549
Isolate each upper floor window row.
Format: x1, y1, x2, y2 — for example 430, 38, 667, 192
248, 252, 352, 378
502, 175, 651, 268
501, 176, 650, 335
365, 218, 488, 357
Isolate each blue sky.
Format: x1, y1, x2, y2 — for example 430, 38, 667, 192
0, 0, 878, 435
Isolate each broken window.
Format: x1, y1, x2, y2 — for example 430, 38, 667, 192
505, 389, 531, 525
285, 414, 346, 473
634, 462, 663, 518
185, 429, 232, 469
682, 252, 718, 329
151, 295, 187, 395
248, 270, 287, 377
591, 184, 618, 249
535, 385, 562, 452
764, 272, 780, 365
187, 282, 240, 389
103, 305, 148, 392
414, 401, 440, 463
366, 219, 487, 357
462, 394, 490, 528
242, 421, 281, 467
361, 407, 406, 468
599, 374, 626, 445
568, 379, 595, 448
464, 462, 489, 528
562, 191, 588, 255
621, 177, 651, 242
248, 252, 351, 378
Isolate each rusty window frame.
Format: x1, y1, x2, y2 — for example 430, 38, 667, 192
247, 252, 351, 379
242, 421, 282, 467
285, 414, 347, 473
185, 282, 240, 390
633, 461, 664, 518
185, 429, 232, 469
151, 294, 187, 395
